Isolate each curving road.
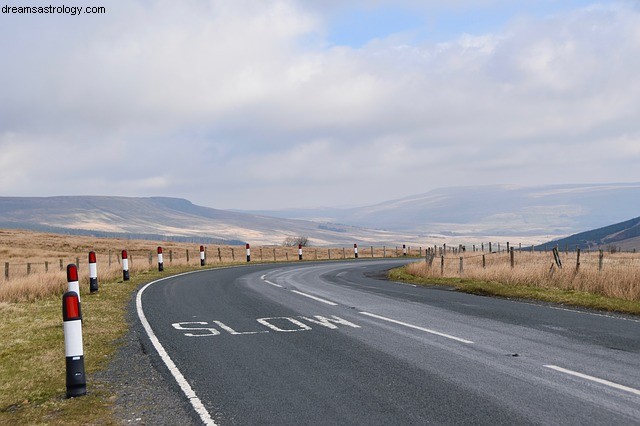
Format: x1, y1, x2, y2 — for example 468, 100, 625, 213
136, 259, 640, 425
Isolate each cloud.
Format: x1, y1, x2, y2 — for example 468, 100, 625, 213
1, 1, 639, 209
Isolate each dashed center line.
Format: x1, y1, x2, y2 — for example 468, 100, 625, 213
544, 365, 640, 396
359, 311, 474, 344
290, 290, 339, 306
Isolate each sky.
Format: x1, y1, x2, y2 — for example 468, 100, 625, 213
1, 0, 639, 210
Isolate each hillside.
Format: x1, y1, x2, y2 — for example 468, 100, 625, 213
0, 196, 418, 246
543, 216, 640, 251
246, 183, 640, 240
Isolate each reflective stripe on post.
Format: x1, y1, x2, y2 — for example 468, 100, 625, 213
63, 291, 86, 398
354, 244, 358, 259
246, 244, 251, 262
67, 264, 80, 301
88, 252, 98, 293
122, 250, 130, 281
200, 246, 205, 266
157, 247, 164, 272
298, 244, 303, 261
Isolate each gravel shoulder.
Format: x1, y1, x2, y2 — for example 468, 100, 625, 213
95, 291, 200, 425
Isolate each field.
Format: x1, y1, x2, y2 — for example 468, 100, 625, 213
393, 248, 640, 314
0, 229, 411, 303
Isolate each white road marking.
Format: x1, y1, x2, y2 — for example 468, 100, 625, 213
290, 290, 339, 306
213, 321, 269, 335
544, 365, 640, 396
260, 273, 283, 288
359, 312, 474, 344
137, 271, 217, 425
521, 302, 640, 323
300, 315, 361, 329
257, 317, 313, 332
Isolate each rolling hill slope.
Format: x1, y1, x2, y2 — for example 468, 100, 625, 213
0, 196, 417, 246
544, 216, 640, 251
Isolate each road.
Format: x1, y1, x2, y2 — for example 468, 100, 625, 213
136, 259, 640, 425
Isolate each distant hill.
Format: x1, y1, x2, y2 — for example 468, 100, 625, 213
244, 183, 640, 241
542, 216, 640, 251
0, 196, 418, 246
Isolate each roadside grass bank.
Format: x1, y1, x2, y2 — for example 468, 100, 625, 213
389, 264, 640, 316
0, 264, 209, 425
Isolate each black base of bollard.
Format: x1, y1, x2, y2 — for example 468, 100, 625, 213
89, 278, 98, 293
66, 356, 86, 398
123, 270, 130, 281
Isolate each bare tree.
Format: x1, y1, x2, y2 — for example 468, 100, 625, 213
282, 236, 310, 247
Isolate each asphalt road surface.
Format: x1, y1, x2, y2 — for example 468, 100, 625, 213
136, 259, 640, 425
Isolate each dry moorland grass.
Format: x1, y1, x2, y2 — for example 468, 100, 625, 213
0, 229, 413, 302
403, 250, 640, 303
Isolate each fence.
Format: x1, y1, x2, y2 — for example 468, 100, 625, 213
413, 246, 640, 301
1, 244, 428, 282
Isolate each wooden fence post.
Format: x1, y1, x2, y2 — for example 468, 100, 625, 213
440, 256, 444, 276
328, 249, 331, 260
260, 248, 263, 262
343, 248, 346, 259
482, 255, 486, 269
383, 246, 386, 258
273, 248, 276, 262
598, 250, 604, 272
459, 257, 463, 275
510, 247, 515, 269
4, 262, 8, 280
219, 247, 223, 262
45, 261, 49, 273
231, 248, 235, 261
169, 250, 173, 263
109, 250, 112, 267
371, 246, 374, 258
60, 259, 64, 271
27, 263, 31, 276
576, 248, 581, 273
186, 249, 190, 263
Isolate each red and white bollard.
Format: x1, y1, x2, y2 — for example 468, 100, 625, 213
298, 244, 303, 260
200, 245, 205, 266
246, 244, 251, 262
67, 263, 80, 301
63, 290, 86, 398
403, 244, 407, 256
122, 250, 130, 281
354, 243, 359, 259
157, 247, 164, 272
88, 252, 98, 293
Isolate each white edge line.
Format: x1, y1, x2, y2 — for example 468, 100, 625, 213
544, 365, 640, 396
290, 290, 338, 306
137, 270, 217, 426
359, 311, 474, 344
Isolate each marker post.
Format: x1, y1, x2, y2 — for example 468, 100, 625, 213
200, 246, 205, 266
354, 244, 358, 259
246, 244, 251, 262
88, 252, 98, 293
157, 247, 164, 272
122, 250, 130, 281
63, 290, 86, 398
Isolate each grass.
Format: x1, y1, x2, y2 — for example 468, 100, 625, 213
390, 253, 640, 316
0, 263, 224, 425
